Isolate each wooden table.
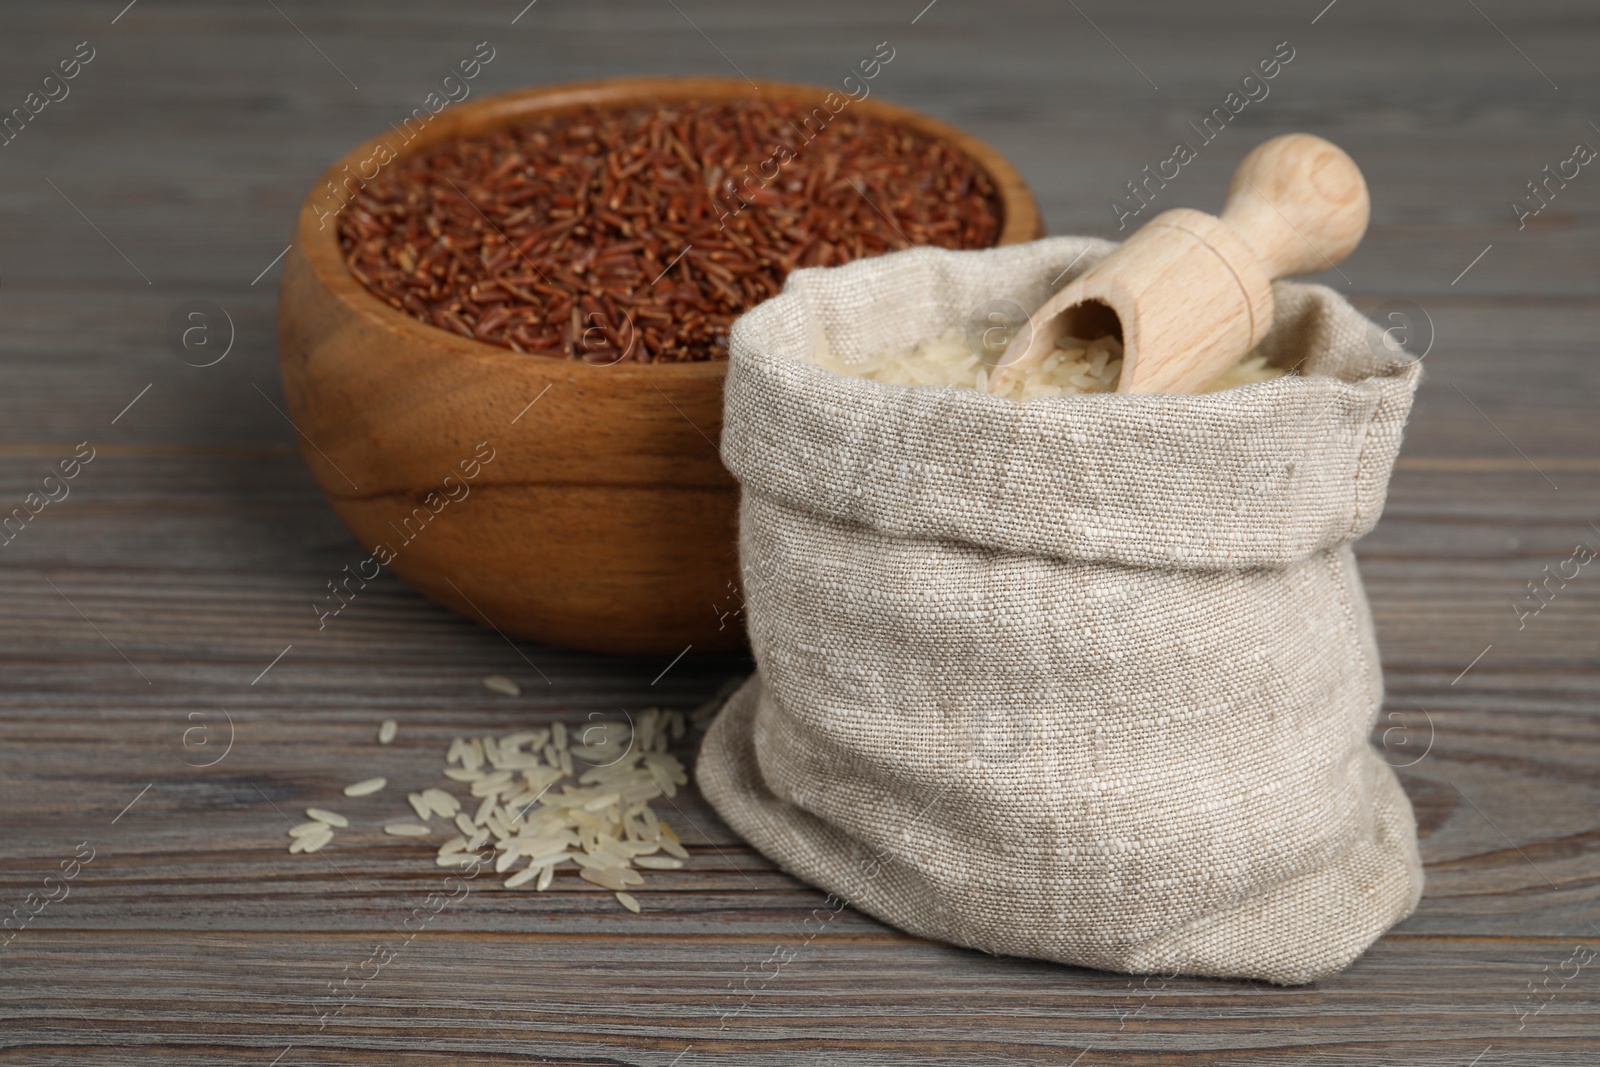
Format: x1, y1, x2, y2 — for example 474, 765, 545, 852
3, 1, 1596, 1063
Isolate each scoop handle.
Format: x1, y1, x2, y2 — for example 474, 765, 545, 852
1219, 133, 1369, 280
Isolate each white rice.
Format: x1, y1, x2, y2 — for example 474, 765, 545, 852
378, 719, 397, 744
289, 823, 333, 853
580, 866, 639, 891
505, 866, 540, 888
422, 788, 460, 817
813, 327, 1284, 401
483, 675, 520, 697
285, 702, 729, 913
407, 792, 432, 820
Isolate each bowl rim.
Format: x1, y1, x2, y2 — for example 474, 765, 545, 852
292, 75, 1042, 380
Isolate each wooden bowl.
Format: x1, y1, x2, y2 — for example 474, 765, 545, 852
277, 76, 1042, 655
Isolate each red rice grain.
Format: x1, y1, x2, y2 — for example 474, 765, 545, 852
337, 99, 1003, 363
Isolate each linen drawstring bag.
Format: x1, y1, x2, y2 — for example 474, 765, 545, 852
696, 236, 1424, 985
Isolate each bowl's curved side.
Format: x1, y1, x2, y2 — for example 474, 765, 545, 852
277, 76, 1043, 655
278, 240, 743, 654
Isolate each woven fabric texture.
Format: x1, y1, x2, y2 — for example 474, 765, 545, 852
698, 237, 1425, 985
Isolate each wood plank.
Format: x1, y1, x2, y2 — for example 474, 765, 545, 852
1, 933, 1596, 1063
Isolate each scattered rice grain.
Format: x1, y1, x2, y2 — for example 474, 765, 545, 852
422, 788, 460, 817
573, 850, 622, 871
580, 866, 635, 891
484, 675, 520, 697
289, 705, 699, 908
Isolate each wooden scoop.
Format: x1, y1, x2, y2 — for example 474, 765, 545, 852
989, 133, 1369, 395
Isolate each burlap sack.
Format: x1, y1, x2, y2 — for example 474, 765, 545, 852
696, 236, 1425, 985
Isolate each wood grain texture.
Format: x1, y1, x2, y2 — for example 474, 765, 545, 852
1003, 133, 1370, 394
0, 0, 1596, 1064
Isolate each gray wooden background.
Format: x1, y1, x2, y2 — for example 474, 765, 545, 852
1, 0, 1596, 1064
